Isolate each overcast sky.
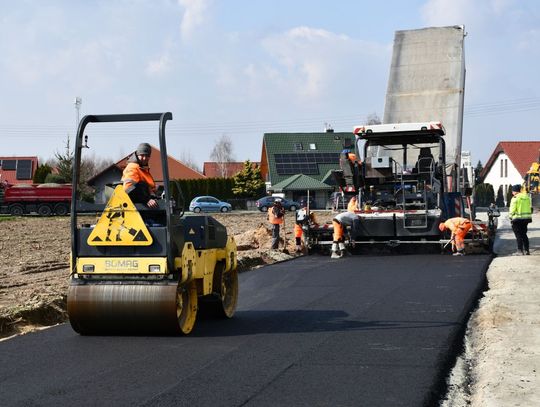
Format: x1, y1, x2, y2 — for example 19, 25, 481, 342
1, 0, 539, 168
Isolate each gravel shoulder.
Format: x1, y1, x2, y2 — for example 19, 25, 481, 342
441, 212, 540, 406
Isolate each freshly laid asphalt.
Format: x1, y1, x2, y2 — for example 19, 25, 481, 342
0, 253, 491, 407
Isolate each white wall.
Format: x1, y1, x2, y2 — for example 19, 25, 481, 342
483, 152, 522, 205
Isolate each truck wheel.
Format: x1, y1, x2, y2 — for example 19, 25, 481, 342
37, 204, 53, 216
54, 203, 69, 216
9, 204, 24, 216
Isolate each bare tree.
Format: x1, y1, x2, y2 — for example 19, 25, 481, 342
210, 134, 235, 177
366, 113, 382, 125
178, 150, 201, 173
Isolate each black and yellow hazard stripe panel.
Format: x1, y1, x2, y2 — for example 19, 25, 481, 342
87, 186, 153, 246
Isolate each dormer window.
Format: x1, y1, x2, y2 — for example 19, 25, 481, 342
309, 143, 317, 150
294, 142, 303, 151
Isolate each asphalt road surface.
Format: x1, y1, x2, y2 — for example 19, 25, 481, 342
0, 253, 490, 407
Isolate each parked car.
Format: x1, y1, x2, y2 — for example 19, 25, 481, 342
189, 196, 232, 213
255, 196, 300, 212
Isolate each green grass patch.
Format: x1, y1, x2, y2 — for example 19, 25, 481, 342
0, 216, 16, 222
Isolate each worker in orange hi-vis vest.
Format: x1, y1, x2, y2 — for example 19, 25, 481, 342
439, 217, 472, 256
331, 196, 359, 259
267, 200, 285, 250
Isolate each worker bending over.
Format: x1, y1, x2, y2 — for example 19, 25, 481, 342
331, 196, 359, 259
439, 217, 472, 256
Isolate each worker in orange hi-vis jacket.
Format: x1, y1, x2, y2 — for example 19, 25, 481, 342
121, 142, 158, 209
267, 200, 285, 250
439, 217, 472, 256
331, 196, 359, 259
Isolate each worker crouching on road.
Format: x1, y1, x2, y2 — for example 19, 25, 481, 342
439, 217, 472, 256
268, 200, 285, 250
331, 196, 359, 259
121, 143, 158, 209
509, 184, 532, 255
294, 207, 318, 253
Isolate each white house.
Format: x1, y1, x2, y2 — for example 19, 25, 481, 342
481, 141, 540, 205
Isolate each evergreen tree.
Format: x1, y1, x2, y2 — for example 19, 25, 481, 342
474, 160, 484, 184
232, 160, 265, 197
505, 185, 513, 207
495, 185, 505, 207
33, 164, 53, 183
44, 173, 67, 184
473, 183, 495, 207
54, 135, 74, 183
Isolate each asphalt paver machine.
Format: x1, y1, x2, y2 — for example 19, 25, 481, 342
304, 122, 494, 253
67, 113, 238, 335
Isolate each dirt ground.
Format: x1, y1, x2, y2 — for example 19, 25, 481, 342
0, 210, 334, 339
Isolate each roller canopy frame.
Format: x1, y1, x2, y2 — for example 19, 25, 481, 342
70, 112, 174, 272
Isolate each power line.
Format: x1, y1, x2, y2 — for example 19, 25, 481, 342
0, 96, 539, 139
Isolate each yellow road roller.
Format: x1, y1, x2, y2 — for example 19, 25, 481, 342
67, 113, 238, 334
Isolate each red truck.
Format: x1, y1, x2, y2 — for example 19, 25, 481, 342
0, 183, 72, 216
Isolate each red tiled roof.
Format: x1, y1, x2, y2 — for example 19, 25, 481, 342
481, 141, 540, 178
0, 156, 38, 185
87, 145, 205, 184
203, 162, 260, 178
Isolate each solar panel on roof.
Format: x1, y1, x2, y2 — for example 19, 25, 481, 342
274, 152, 340, 175
2, 160, 16, 170
16, 159, 32, 180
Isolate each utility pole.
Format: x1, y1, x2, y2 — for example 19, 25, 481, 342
74, 97, 82, 130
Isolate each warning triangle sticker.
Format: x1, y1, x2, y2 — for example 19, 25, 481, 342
87, 185, 153, 246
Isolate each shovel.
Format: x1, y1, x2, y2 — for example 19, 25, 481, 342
282, 212, 290, 254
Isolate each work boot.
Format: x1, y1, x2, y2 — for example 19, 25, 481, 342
525, 250, 531, 255
331, 243, 341, 259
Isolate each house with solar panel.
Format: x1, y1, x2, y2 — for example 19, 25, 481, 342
0, 156, 38, 185
260, 131, 353, 208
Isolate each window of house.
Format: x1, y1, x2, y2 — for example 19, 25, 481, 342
504, 159, 508, 177
500, 160, 503, 177
309, 143, 317, 150
293, 142, 303, 151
